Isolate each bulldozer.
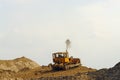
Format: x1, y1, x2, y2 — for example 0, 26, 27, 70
50, 39, 81, 70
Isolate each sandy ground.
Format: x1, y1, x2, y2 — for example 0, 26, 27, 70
13, 66, 96, 79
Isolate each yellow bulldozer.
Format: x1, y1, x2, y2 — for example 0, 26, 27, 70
50, 39, 81, 70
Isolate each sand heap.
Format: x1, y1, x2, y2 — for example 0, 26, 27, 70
0, 57, 120, 80
0, 57, 40, 72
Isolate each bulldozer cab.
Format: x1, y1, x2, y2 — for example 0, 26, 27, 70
52, 52, 69, 64
52, 52, 69, 58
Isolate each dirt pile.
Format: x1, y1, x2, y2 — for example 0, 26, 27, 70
88, 62, 120, 80
108, 62, 120, 79
0, 57, 120, 80
0, 57, 40, 80
34, 62, 120, 80
0, 56, 40, 72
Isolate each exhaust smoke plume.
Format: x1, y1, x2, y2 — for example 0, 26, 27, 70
65, 39, 71, 50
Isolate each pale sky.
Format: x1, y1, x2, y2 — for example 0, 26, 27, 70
0, 0, 120, 69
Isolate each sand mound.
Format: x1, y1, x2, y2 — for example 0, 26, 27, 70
0, 57, 119, 80
0, 56, 40, 72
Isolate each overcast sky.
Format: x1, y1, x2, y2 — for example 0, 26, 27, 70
0, 0, 120, 69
